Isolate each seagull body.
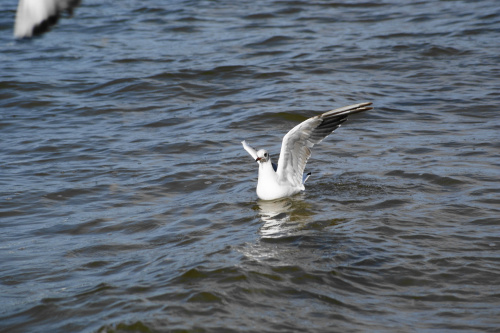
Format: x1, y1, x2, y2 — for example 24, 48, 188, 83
242, 102, 372, 200
14, 0, 81, 38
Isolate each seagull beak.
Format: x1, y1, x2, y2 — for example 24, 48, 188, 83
255, 157, 261, 162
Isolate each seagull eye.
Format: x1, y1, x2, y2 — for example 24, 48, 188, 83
264, 153, 268, 157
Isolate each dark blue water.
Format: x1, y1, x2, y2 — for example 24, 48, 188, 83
1, 1, 500, 332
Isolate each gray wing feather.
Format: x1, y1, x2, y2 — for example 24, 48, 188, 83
276, 102, 372, 186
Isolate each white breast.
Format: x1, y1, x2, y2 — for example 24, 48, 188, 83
256, 161, 304, 200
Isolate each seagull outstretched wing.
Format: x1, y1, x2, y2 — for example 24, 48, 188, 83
241, 140, 258, 160
276, 102, 372, 186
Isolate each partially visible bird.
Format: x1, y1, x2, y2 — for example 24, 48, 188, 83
242, 102, 372, 201
14, 0, 81, 39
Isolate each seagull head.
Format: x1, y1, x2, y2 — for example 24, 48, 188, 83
255, 149, 270, 163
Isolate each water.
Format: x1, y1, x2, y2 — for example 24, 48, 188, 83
1, 0, 500, 332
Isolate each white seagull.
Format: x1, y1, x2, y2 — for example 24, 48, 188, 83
242, 102, 372, 200
14, 0, 81, 39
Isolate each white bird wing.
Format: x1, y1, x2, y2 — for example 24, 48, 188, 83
241, 140, 258, 160
276, 102, 372, 186
14, 0, 81, 38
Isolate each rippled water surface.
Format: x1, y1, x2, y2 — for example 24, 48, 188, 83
1, 1, 500, 332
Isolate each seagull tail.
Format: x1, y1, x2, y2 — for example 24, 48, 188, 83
302, 172, 311, 184
14, 0, 82, 39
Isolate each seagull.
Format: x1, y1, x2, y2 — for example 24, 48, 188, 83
242, 102, 372, 200
14, 0, 81, 39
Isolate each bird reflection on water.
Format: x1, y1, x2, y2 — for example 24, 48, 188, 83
243, 197, 350, 268
256, 197, 316, 238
